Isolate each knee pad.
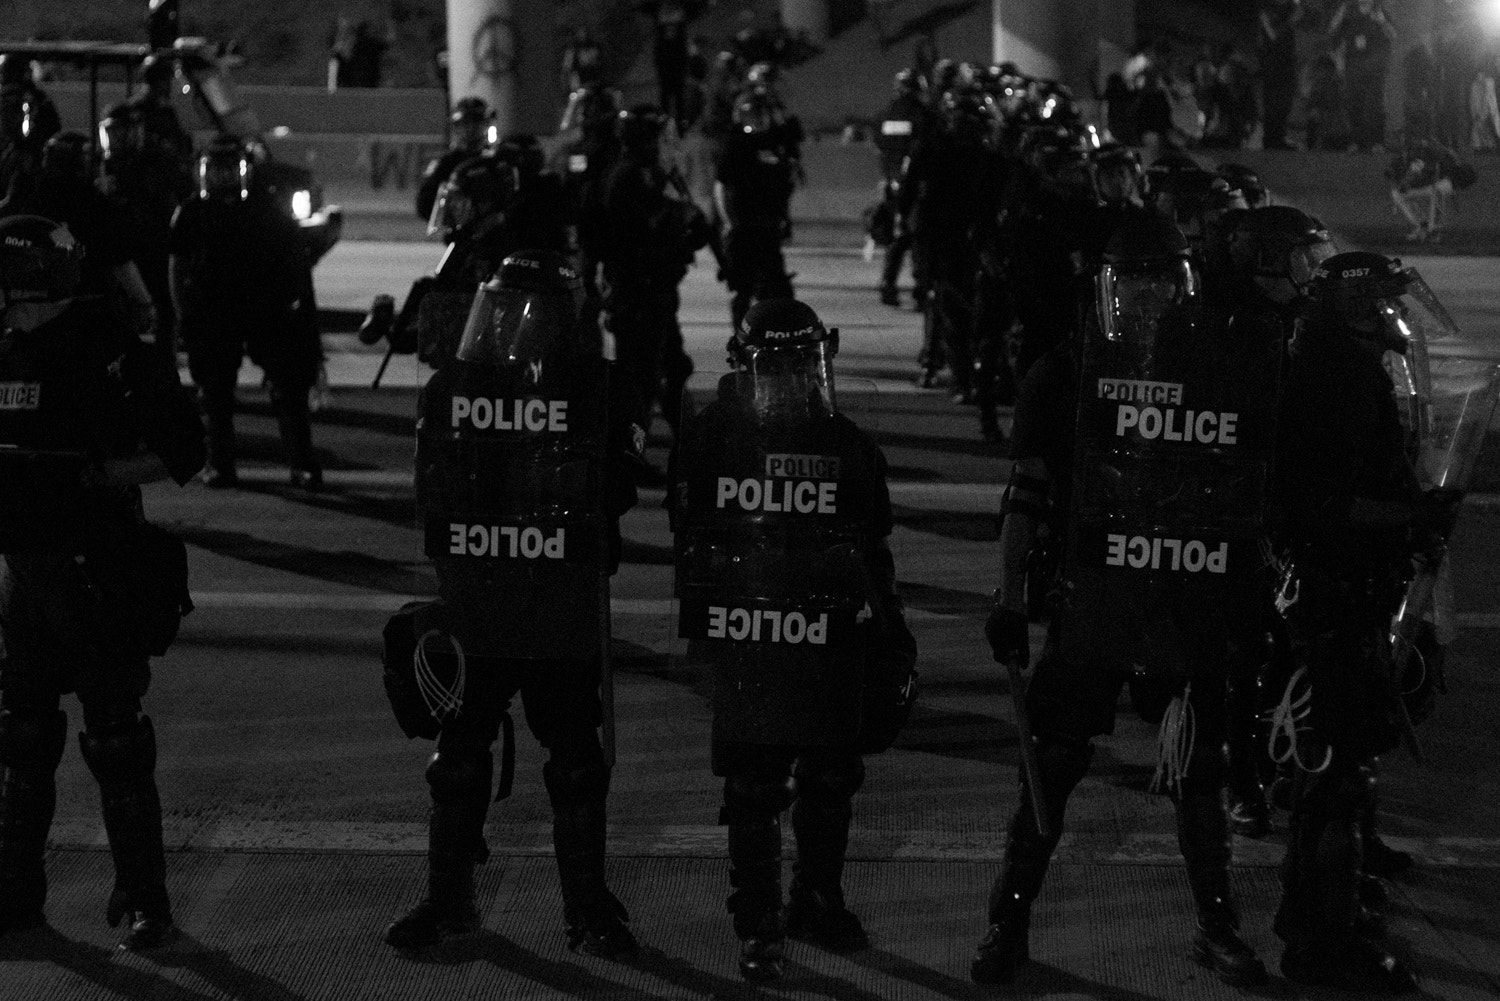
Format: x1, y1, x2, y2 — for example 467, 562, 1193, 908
424, 745, 492, 798
724, 769, 796, 818
0, 708, 68, 772
792, 754, 865, 802
78, 714, 156, 784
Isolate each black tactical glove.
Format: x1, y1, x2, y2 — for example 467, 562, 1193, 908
984, 605, 1029, 665
1412, 488, 1464, 565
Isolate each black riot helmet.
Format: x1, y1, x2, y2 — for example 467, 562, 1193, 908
97, 102, 145, 162
1151, 167, 1244, 245
731, 88, 785, 137
1216, 162, 1267, 208
41, 130, 92, 186
1303, 251, 1415, 348
1229, 206, 1336, 304
617, 103, 670, 158
456, 250, 593, 371
427, 153, 518, 239
0, 215, 85, 307
197, 134, 253, 202
728, 298, 840, 424
450, 96, 494, 152
1096, 216, 1199, 344
560, 84, 623, 140
940, 90, 993, 146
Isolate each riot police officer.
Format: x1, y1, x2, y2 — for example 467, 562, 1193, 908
99, 100, 193, 362
127, 54, 193, 185
596, 105, 705, 461
874, 69, 930, 307
1216, 207, 1337, 838
384, 251, 643, 958
1269, 252, 1445, 993
671, 299, 916, 981
169, 135, 322, 488
973, 216, 1271, 988
0, 214, 206, 949
415, 97, 495, 223
713, 86, 800, 331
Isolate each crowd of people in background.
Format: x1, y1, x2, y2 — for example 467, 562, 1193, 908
1099, 1, 1500, 157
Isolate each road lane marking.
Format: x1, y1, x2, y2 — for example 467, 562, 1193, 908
44, 819, 1500, 867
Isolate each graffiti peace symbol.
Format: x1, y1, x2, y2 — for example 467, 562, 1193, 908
472, 15, 518, 79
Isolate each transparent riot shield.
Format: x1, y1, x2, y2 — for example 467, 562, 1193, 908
1062, 272, 1282, 677
670, 372, 881, 747
1386, 282, 1500, 678
416, 357, 609, 662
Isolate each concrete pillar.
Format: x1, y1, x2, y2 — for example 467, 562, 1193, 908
991, 0, 1134, 93
446, 0, 561, 137
782, 0, 830, 46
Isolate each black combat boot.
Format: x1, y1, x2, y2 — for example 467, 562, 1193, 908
200, 413, 238, 488
786, 758, 868, 952
1277, 761, 1418, 993
0, 710, 67, 936
79, 716, 176, 950
971, 739, 1092, 985
385, 744, 491, 950
544, 759, 637, 960
1177, 790, 1267, 985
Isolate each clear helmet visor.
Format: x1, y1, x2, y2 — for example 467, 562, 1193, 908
427, 180, 473, 238
1096, 259, 1198, 345
742, 342, 836, 425
456, 282, 584, 372
1286, 239, 1338, 289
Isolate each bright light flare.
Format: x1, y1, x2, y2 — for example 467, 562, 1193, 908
1482, 0, 1500, 35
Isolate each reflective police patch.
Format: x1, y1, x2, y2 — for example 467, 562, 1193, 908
0, 382, 41, 410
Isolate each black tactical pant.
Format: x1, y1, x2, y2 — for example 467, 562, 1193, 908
914, 236, 978, 392
985, 619, 1235, 933
600, 274, 692, 441
420, 655, 616, 929
722, 225, 794, 333
712, 741, 865, 940
0, 548, 168, 929
182, 309, 321, 477
1274, 566, 1403, 952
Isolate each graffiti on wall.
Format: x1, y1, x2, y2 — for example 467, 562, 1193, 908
471, 15, 519, 85
367, 140, 449, 190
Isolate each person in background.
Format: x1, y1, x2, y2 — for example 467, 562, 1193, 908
1260, 0, 1305, 149
1328, 0, 1397, 151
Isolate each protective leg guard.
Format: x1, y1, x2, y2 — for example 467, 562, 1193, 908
385, 743, 491, 951
723, 769, 794, 980
1361, 762, 1413, 878
1225, 669, 1271, 838
1176, 790, 1267, 986
786, 754, 868, 952
1275, 760, 1414, 989
543, 755, 636, 960
0, 708, 67, 935
972, 738, 1092, 986
78, 715, 175, 950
